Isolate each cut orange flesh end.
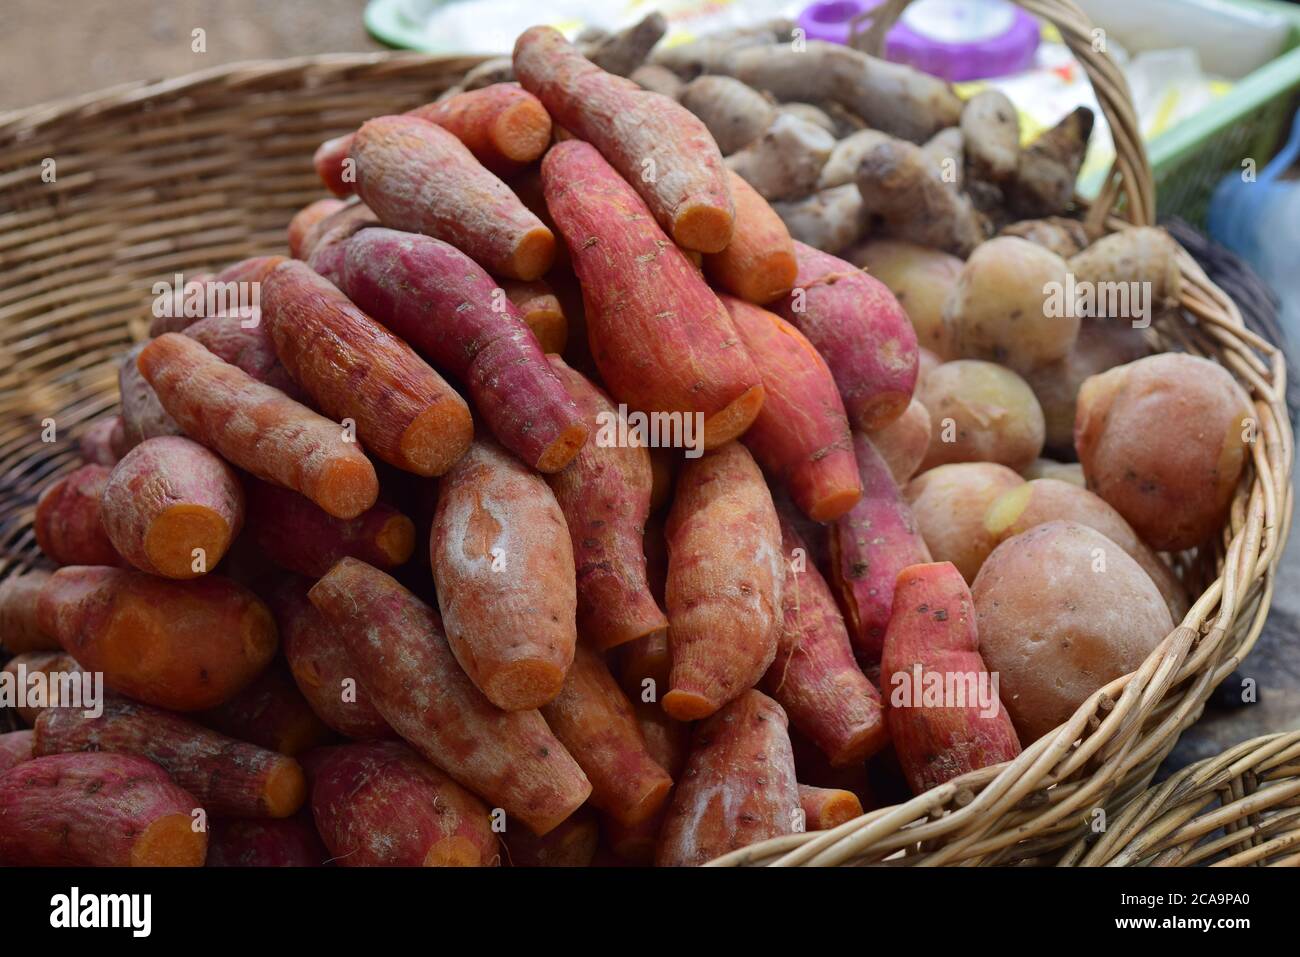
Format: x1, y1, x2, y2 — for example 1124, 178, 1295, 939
511, 227, 557, 282
375, 514, 417, 565
484, 659, 567, 711
673, 205, 734, 255
399, 404, 474, 477
262, 759, 308, 818
702, 385, 766, 449
534, 422, 590, 473
145, 505, 230, 578
314, 458, 380, 520
662, 688, 718, 722
131, 813, 206, 867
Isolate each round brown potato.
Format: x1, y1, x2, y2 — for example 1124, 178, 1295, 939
904, 462, 1023, 583
850, 239, 963, 360
973, 521, 1174, 744
1075, 353, 1252, 552
984, 478, 1188, 620
944, 236, 1077, 373
1024, 320, 1151, 452
918, 360, 1045, 472
866, 398, 931, 485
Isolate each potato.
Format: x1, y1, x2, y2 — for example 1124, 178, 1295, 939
918, 360, 1045, 472
944, 236, 1076, 373
972, 521, 1174, 743
848, 239, 962, 360
1021, 459, 1084, 486
1075, 353, 1252, 552
984, 478, 1188, 619
903, 463, 1023, 583
1023, 319, 1151, 453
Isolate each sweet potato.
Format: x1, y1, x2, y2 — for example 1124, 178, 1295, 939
352, 115, 554, 280
830, 434, 931, 666
79, 415, 124, 467
1075, 353, 1252, 551
138, 333, 379, 520
848, 239, 963, 360
918, 360, 1045, 472
515, 26, 734, 253
774, 242, 918, 431
309, 741, 499, 866
0, 752, 205, 866
119, 342, 183, 447
206, 816, 327, 867
0, 730, 33, 773
766, 514, 886, 766
799, 785, 863, 831
703, 171, 798, 304
288, 197, 347, 258
35, 697, 306, 818
317, 227, 588, 473
984, 478, 1188, 619
663, 442, 783, 720
308, 559, 591, 835
540, 645, 671, 827
723, 296, 861, 522
262, 260, 473, 477
198, 665, 332, 757
973, 521, 1174, 743
656, 690, 799, 866
0, 570, 59, 654
904, 462, 1025, 583
618, 628, 673, 704
33, 464, 119, 567
101, 436, 244, 578
543, 140, 763, 449
503, 279, 567, 354
882, 562, 1022, 794
430, 440, 577, 710
37, 566, 277, 712
1, 651, 83, 725
314, 84, 552, 194
544, 357, 667, 650
298, 198, 379, 265
270, 576, 393, 740
866, 397, 932, 486
502, 805, 598, 867
182, 312, 301, 397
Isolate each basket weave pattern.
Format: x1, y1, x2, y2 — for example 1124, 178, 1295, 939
0, 6, 1292, 866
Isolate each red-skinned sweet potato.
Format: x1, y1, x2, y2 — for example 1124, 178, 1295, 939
206, 815, 328, 867
197, 664, 333, 757
34, 464, 120, 567
799, 784, 864, 830
704, 171, 797, 303
0, 730, 34, 773
0, 570, 59, 654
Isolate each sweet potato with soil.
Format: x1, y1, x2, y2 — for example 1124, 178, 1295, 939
544, 357, 666, 651
543, 140, 763, 449
799, 784, 863, 830
206, 815, 327, 867
80, 415, 124, 466
831, 434, 931, 667
138, 333, 378, 520
430, 440, 577, 710
503, 805, 598, 867
848, 239, 963, 360
0, 570, 59, 654
37, 566, 277, 712
973, 521, 1174, 743
703, 171, 797, 304
540, 645, 672, 827
774, 242, 919, 431
904, 462, 1025, 584
262, 260, 472, 477
288, 197, 347, 258
35, 697, 306, 818
352, 115, 554, 280
723, 295, 860, 522
101, 436, 244, 578
198, 664, 332, 757
0, 730, 33, 773
270, 576, 392, 740
34, 464, 119, 567
866, 397, 932, 486
0, 752, 205, 866
314, 84, 553, 194
663, 442, 783, 721
985, 478, 1188, 620
319, 227, 588, 473
503, 279, 567, 354
308, 559, 591, 835
766, 514, 886, 766
656, 690, 800, 867
918, 360, 1045, 472
2, 651, 83, 726
245, 479, 414, 579
310, 741, 499, 866
515, 26, 734, 253
1075, 353, 1252, 551
881, 562, 1022, 794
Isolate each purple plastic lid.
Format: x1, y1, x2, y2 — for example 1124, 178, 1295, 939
797, 0, 1040, 82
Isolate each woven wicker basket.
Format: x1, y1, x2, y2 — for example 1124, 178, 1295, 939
0, 2, 1291, 867
1061, 731, 1300, 866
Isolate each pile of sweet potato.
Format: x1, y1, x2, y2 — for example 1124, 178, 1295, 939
0, 18, 1253, 868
